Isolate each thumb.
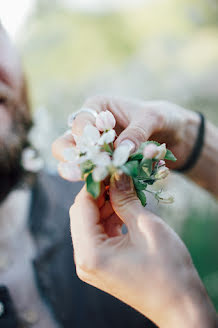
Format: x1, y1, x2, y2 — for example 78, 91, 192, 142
109, 173, 143, 230
115, 119, 156, 151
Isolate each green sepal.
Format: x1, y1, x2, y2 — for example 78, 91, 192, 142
86, 173, 100, 199
129, 153, 143, 161
103, 143, 113, 155
140, 158, 153, 176
133, 178, 147, 191
164, 149, 177, 162
136, 190, 147, 207
80, 160, 95, 178
121, 161, 139, 177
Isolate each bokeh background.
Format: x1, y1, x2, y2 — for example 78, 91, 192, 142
2, 0, 218, 309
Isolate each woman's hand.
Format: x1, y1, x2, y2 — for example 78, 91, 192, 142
70, 174, 217, 328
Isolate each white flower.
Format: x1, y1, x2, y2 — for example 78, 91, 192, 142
155, 143, 167, 160
156, 191, 174, 204
92, 166, 109, 182
92, 152, 111, 182
77, 125, 101, 153
155, 166, 169, 179
58, 162, 81, 181
143, 144, 159, 159
93, 152, 111, 167
21, 148, 44, 172
98, 129, 116, 145
112, 145, 131, 167
96, 110, 116, 132
62, 147, 79, 163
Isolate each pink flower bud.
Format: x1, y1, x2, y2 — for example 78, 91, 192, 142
155, 166, 169, 179
158, 160, 166, 167
96, 110, 116, 132
156, 143, 167, 160
143, 144, 159, 159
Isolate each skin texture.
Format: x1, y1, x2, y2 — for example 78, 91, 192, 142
69, 177, 217, 328
52, 95, 218, 326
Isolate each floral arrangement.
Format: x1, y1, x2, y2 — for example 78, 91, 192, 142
62, 110, 176, 206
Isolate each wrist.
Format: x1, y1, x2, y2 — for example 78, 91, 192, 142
161, 268, 217, 328
173, 110, 200, 170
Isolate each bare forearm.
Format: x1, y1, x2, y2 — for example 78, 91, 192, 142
178, 111, 218, 197
187, 117, 218, 197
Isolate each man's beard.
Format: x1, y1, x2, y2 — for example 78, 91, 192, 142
0, 103, 32, 203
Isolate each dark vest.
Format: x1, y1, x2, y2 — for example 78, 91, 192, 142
0, 172, 157, 328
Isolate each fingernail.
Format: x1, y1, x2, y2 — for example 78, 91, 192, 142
114, 173, 132, 191
119, 140, 135, 152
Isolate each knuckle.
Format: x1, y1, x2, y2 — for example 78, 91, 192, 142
128, 124, 148, 145
83, 95, 108, 109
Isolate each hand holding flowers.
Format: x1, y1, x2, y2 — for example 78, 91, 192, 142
60, 110, 176, 206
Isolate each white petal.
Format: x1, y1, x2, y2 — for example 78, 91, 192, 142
93, 152, 111, 167
83, 125, 100, 144
96, 110, 116, 131
113, 145, 130, 167
92, 166, 109, 182
62, 147, 78, 162
98, 129, 116, 145
58, 162, 81, 181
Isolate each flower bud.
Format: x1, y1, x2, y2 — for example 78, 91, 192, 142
156, 191, 174, 204
158, 160, 166, 167
143, 144, 159, 159
96, 110, 116, 132
155, 143, 167, 160
155, 166, 169, 179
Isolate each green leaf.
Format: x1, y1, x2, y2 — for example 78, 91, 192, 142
102, 143, 113, 155
136, 190, 147, 207
80, 160, 95, 178
121, 161, 139, 177
86, 173, 100, 199
129, 153, 143, 161
165, 149, 177, 162
140, 158, 152, 175
133, 178, 147, 191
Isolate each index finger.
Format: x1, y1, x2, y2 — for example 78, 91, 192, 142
70, 186, 107, 253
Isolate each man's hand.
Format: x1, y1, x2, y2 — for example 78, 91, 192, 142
70, 174, 217, 328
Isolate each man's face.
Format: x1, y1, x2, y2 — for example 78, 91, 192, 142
0, 24, 31, 174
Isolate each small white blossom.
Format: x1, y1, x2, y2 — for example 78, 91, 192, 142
78, 125, 101, 152
156, 191, 174, 204
155, 166, 169, 179
98, 129, 116, 145
112, 145, 131, 167
96, 110, 116, 132
92, 166, 109, 182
